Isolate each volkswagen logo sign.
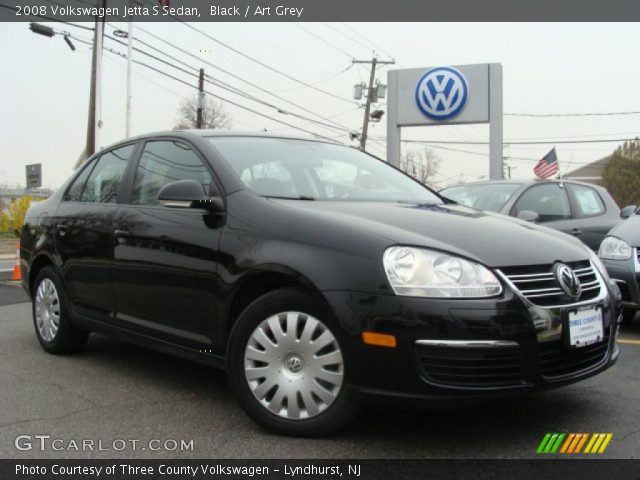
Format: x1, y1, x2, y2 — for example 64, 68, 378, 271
554, 263, 582, 299
415, 66, 469, 121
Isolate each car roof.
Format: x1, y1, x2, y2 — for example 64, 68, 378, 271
441, 178, 604, 190
110, 130, 340, 146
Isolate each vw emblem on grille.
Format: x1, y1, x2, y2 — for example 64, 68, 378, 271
285, 356, 303, 374
554, 263, 582, 299
415, 66, 469, 120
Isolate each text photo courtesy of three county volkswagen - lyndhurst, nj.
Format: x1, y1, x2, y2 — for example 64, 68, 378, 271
1, 2, 640, 477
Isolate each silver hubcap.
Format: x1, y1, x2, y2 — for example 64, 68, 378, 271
35, 278, 60, 342
244, 311, 344, 420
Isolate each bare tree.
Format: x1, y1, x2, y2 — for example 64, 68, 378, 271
400, 147, 441, 187
174, 94, 232, 130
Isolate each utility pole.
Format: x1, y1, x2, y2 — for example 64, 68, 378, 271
352, 57, 395, 150
196, 68, 205, 129
80, 0, 106, 167
125, 18, 133, 137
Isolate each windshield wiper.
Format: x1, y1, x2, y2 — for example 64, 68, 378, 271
265, 195, 316, 201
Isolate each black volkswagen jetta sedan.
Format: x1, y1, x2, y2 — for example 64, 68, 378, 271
21, 131, 620, 436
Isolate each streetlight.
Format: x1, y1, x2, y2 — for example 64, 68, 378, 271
29, 23, 76, 50
29, 16, 103, 167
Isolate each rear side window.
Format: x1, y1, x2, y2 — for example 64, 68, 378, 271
513, 184, 572, 222
65, 160, 95, 202
64, 145, 134, 203
131, 141, 212, 206
570, 184, 605, 217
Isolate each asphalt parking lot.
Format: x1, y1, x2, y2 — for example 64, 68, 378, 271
1, 281, 639, 459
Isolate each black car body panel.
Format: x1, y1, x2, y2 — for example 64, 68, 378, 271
20, 131, 620, 402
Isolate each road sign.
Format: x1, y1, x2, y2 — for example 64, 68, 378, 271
25, 163, 42, 189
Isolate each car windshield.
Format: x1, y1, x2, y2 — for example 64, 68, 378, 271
441, 183, 522, 212
208, 137, 443, 204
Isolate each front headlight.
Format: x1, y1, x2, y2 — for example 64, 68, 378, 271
383, 246, 502, 298
598, 236, 632, 260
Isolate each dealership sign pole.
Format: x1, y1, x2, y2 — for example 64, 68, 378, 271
386, 63, 503, 179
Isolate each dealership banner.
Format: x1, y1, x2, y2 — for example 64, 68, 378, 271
1, 0, 639, 22
3, 460, 640, 480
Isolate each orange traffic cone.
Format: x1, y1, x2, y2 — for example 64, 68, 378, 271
11, 242, 21, 281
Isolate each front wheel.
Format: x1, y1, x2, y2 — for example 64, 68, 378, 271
227, 288, 356, 436
32, 266, 88, 354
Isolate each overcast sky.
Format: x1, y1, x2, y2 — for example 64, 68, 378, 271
1, 22, 639, 189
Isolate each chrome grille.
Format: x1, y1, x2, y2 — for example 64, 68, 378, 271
500, 260, 603, 307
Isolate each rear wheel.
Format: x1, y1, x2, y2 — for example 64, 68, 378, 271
32, 266, 88, 354
227, 288, 356, 436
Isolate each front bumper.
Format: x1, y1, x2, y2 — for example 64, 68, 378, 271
324, 276, 620, 400
602, 255, 640, 310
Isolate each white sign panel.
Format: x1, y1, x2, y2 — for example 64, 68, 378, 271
386, 62, 502, 179
394, 64, 489, 126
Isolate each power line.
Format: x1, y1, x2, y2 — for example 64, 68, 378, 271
398, 137, 639, 146
132, 1, 358, 106
180, 22, 358, 105
103, 31, 354, 136
131, 24, 357, 132
339, 22, 396, 62
505, 111, 640, 117
74, 34, 343, 142
290, 23, 353, 58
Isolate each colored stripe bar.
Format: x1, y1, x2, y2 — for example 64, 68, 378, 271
598, 434, 613, 453
537, 433, 552, 454
544, 434, 559, 453
584, 433, 599, 453
574, 433, 589, 453
567, 433, 582, 454
550, 433, 565, 453
560, 433, 575, 454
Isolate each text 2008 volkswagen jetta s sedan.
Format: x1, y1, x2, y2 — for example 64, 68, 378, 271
20, 131, 620, 435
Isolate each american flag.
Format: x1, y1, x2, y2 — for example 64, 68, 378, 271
533, 148, 559, 179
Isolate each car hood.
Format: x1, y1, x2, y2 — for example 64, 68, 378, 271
608, 214, 640, 246
271, 200, 590, 268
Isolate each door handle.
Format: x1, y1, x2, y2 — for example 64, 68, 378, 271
113, 228, 130, 238
571, 228, 582, 236
56, 224, 67, 237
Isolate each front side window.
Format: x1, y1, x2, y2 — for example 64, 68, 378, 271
208, 137, 443, 204
569, 184, 605, 217
132, 141, 212, 206
513, 183, 572, 222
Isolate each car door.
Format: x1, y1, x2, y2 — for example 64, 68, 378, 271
566, 183, 616, 250
54, 144, 136, 323
510, 183, 578, 238
112, 139, 222, 349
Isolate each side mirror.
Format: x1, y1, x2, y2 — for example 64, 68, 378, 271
620, 205, 637, 219
517, 210, 540, 223
158, 180, 223, 211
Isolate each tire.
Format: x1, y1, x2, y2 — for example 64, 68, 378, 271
32, 266, 89, 354
227, 288, 356, 436
621, 309, 637, 325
